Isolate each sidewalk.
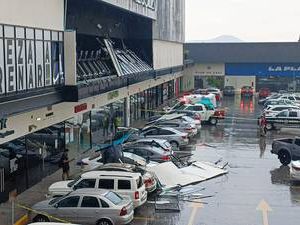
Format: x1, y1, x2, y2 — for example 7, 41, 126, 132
0, 98, 176, 225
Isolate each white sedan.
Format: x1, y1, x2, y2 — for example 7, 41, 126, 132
79, 152, 158, 172
290, 161, 300, 181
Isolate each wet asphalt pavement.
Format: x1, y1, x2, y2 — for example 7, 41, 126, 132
132, 96, 300, 225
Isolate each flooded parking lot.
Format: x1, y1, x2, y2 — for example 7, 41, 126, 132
132, 96, 300, 225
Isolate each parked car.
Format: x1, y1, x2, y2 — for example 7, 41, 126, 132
263, 99, 296, 108
271, 138, 300, 165
174, 103, 225, 125
140, 126, 189, 149
155, 113, 201, 132
263, 105, 300, 117
264, 109, 300, 130
290, 161, 300, 181
258, 93, 281, 105
241, 86, 254, 97
28, 223, 80, 225
124, 139, 172, 152
280, 94, 300, 104
148, 119, 197, 137
194, 89, 208, 95
48, 171, 147, 208
206, 87, 222, 101
258, 88, 271, 98
168, 110, 201, 121
123, 145, 173, 162
79, 151, 158, 172
96, 163, 157, 193
223, 86, 235, 96
31, 189, 134, 224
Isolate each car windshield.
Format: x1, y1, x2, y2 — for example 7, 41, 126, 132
105, 192, 123, 205
67, 176, 81, 187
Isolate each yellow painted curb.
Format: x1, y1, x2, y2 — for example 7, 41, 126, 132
14, 214, 29, 225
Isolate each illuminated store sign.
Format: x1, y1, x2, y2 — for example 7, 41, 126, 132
0, 24, 64, 95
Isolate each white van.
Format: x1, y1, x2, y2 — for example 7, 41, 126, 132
48, 171, 147, 208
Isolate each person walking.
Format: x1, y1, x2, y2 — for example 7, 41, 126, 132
60, 149, 70, 180
259, 113, 267, 137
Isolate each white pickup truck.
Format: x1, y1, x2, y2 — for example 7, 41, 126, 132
172, 103, 225, 125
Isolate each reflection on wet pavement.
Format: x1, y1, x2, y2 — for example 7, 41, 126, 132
133, 96, 300, 225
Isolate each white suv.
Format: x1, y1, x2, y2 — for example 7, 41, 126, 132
48, 171, 147, 208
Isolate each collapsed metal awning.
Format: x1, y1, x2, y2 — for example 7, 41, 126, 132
148, 161, 228, 189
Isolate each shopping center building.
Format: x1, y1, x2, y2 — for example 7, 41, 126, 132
0, 0, 188, 205
185, 42, 300, 91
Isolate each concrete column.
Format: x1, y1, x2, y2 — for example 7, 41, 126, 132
124, 97, 130, 127
64, 30, 77, 86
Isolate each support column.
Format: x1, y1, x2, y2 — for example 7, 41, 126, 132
124, 97, 130, 127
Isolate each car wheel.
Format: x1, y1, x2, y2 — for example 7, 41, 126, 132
170, 141, 179, 149
209, 118, 218, 125
97, 219, 113, 225
278, 150, 291, 166
266, 123, 273, 130
33, 215, 50, 222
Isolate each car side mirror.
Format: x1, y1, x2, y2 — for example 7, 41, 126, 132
54, 204, 59, 208
73, 185, 79, 190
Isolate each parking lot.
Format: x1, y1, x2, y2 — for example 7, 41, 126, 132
131, 96, 300, 225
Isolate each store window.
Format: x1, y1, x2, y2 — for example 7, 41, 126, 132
0, 123, 65, 204
91, 99, 125, 144
65, 112, 92, 159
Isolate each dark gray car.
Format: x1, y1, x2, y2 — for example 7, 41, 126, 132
123, 145, 172, 163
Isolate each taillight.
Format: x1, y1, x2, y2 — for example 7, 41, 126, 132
134, 191, 140, 200
161, 155, 171, 161
182, 135, 188, 139
120, 207, 127, 216
194, 114, 201, 120
185, 127, 193, 131
144, 178, 153, 187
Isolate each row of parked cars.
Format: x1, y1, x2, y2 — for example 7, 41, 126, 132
259, 93, 300, 130
28, 93, 220, 225
260, 92, 300, 182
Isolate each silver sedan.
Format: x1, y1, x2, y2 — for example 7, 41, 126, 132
30, 189, 134, 225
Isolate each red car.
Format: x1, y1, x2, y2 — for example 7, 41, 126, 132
259, 88, 271, 98
241, 86, 254, 97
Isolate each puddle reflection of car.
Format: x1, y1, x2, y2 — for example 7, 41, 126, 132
270, 166, 291, 185
239, 99, 254, 113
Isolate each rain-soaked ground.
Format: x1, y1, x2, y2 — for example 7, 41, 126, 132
132, 96, 300, 225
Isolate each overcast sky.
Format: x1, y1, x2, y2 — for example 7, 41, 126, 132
185, 0, 300, 42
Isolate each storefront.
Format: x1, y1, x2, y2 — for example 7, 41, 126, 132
0, 123, 66, 203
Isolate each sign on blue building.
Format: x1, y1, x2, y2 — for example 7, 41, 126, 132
225, 63, 300, 77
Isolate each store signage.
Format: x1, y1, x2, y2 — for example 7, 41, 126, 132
0, 24, 64, 95
133, 0, 156, 10
74, 103, 88, 113
195, 64, 225, 77
108, 90, 119, 100
226, 63, 300, 77
268, 66, 300, 72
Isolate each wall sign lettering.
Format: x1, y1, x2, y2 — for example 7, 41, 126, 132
0, 24, 64, 95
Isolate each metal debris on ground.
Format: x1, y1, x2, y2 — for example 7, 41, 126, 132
155, 195, 180, 212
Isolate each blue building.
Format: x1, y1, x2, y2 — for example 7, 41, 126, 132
185, 42, 300, 92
